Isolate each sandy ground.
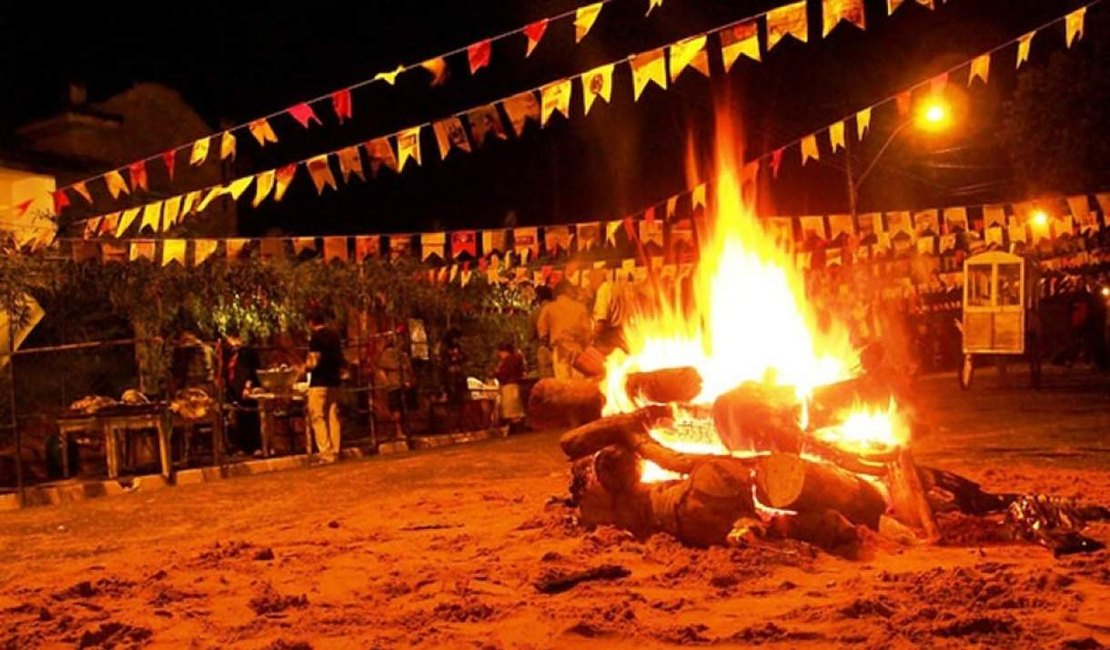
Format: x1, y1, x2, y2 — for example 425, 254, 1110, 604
1, 368, 1108, 649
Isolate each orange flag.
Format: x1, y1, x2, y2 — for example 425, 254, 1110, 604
307, 155, 338, 193
432, 117, 472, 159
767, 1, 808, 50
105, 170, 130, 199
823, 0, 865, 36
1066, 7, 1086, 47
502, 91, 540, 136
253, 169, 275, 207
668, 36, 708, 81
249, 119, 279, 146
274, 164, 299, 201
396, 126, 423, 171
72, 182, 92, 204
968, 53, 990, 85
720, 20, 760, 71
220, 132, 237, 161
128, 161, 149, 192
420, 58, 449, 86
523, 19, 548, 57
365, 138, 399, 175
336, 146, 366, 182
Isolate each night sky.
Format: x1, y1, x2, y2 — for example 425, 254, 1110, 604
0, 0, 1094, 236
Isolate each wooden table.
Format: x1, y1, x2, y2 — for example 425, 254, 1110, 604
254, 393, 308, 457
57, 407, 173, 480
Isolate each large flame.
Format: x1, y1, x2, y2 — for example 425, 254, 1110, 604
604, 100, 904, 480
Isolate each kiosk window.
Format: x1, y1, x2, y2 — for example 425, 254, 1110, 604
967, 265, 992, 307
997, 263, 1021, 306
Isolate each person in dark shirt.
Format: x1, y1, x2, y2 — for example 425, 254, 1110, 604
306, 312, 345, 462
224, 328, 262, 454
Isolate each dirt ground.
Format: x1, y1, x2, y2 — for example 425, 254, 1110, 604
0, 368, 1108, 649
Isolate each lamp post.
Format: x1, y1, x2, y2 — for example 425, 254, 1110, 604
846, 96, 952, 218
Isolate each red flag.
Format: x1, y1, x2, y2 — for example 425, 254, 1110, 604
14, 198, 33, 217
128, 161, 149, 192
478, 257, 489, 272
331, 89, 353, 123
468, 39, 492, 74
770, 148, 784, 178
289, 102, 321, 128
895, 90, 911, 116
523, 19, 549, 57
644, 206, 656, 224
622, 216, 637, 241
53, 189, 71, 214
451, 231, 477, 258
161, 150, 177, 181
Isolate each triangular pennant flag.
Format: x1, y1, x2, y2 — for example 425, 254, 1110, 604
336, 146, 366, 182
1066, 7, 1086, 47
467, 105, 507, 146
194, 239, 218, 265
646, 0, 664, 16
669, 35, 709, 82
630, 48, 667, 100
226, 239, 249, 260
968, 53, 990, 85
829, 121, 846, 152
432, 117, 472, 159
220, 131, 237, 161
666, 196, 678, 220
365, 138, 399, 175
249, 119, 279, 146
227, 176, 254, 200
502, 91, 541, 136
605, 221, 621, 246
116, 207, 141, 237
944, 206, 969, 232
461, 267, 473, 287
513, 227, 539, 260
52, 189, 71, 215
162, 239, 186, 267
331, 89, 353, 122
374, 65, 404, 85
189, 137, 211, 166
139, 201, 163, 233
162, 196, 182, 230
289, 103, 321, 129
253, 169, 275, 207
294, 237, 317, 256
545, 226, 572, 254
930, 72, 949, 95
823, 0, 865, 36
523, 19, 548, 57
307, 155, 338, 193
451, 231, 477, 258
420, 58, 449, 86
259, 238, 284, 261
468, 39, 492, 74
574, 3, 603, 43
577, 223, 600, 250
721, 20, 760, 71
355, 236, 380, 261
98, 213, 119, 238
856, 107, 871, 139
581, 63, 614, 116
72, 182, 92, 205
482, 229, 509, 254
770, 148, 784, 177
895, 90, 912, 116
182, 190, 202, 217
127, 161, 148, 192
82, 217, 102, 239
129, 241, 156, 263
1016, 31, 1034, 69
801, 134, 820, 164
196, 186, 227, 213
389, 235, 413, 259
274, 164, 298, 201
540, 79, 573, 126
449, 264, 459, 284
767, 1, 808, 50
324, 237, 348, 263
692, 184, 707, 211
396, 126, 423, 171
421, 233, 446, 261
161, 150, 176, 181
639, 220, 664, 248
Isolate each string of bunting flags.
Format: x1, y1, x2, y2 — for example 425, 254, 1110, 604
8, 0, 660, 221
64, 0, 1096, 242
57, 189, 1110, 298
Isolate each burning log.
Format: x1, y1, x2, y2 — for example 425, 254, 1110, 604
625, 367, 703, 404
712, 382, 803, 453
766, 508, 870, 560
647, 458, 755, 548
570, 447, 653, 536
754, 453, 886, 529
558, 405, 670, 461
527, 378, 604, 430
886, 448, 940, 541
808, 377, 893, 430
631, 434, 715, 476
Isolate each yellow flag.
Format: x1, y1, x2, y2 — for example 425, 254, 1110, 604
189, 137, 211, 166
668, 36, 708, 82
249, 119, 279, 146
574, 3, 603, 43
646, 0, 663, 16
1016, 31, 1034, 69
116, 207, 141, 237
139, 201, 163, 233
196, 187, 226, 213
396, 126, 423, 171
193, 239, 218, 265
968, 53, 990, 85
767, 1, 808, 50
162, 239, 186, 267
162, 196, 182, 230
540, 79, 573, 126
581, 63, 614, 115
692, 183, 707, 210
856, 107, 871, 139
1066, 7, 1086, 47
253, 169, 275, 207
801, 134, 820, 164
129, 242, 156, 263
829, 121, 846, 152
823, 0, 865, 36
220, 132, 237, 161
105, 170, 130, 199
374, 65, 405, 85
720, 20, 760, 71
630, 48, 667, 101
182, 190, 202, 217
226, 176, 254, 200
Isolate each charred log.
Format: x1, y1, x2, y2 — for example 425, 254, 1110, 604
754, 453, 886, 530
534, 564, 631, 594
558, 405, 670, 461
527, 378, 604, 430
625, 367, 703, 404
767, 508, 871, 560
647, 458, 756, 548
886, 448, 939, 541
571, 447, 653, 536
712, 383, 803, 453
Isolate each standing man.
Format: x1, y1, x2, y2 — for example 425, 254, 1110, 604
537, 281, 591, 379
306, 312, 345, 462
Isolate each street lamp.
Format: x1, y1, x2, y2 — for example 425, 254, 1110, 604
846, 96, 952, 217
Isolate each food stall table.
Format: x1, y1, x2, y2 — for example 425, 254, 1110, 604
55, 414, 101, 479
254, 392, 308, 457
